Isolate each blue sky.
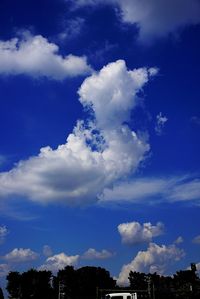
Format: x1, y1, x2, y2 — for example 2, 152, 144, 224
0, 0, 200, 290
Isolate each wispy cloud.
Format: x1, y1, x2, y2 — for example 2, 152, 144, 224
100, 176, 200, 205
59, 17, 85, 41
0, 263, 10, 277
191, 116, 200, 126
174, 236, 184, 244
43, 245, 53, 257
0, 226, 9, 242
192, 235, 200, 244
0, 31, 92, 80
155, 112, 168, 136
118, 221, 164, 245
70, 0, 200, 43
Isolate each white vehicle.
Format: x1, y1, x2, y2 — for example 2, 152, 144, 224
105, 292, 137, 299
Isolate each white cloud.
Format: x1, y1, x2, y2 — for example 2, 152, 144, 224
192, 235, 200, 244
118, 221, 164, 245
0, 263, 10, 277
39, 253, 79, 272
59, 17, 85, 41
4, 248, 38, 263
191, 116, 200, 125
82, 248, 114, 259
155, 112, 168, 136
72, 0, 200, 42
0, 226, 9, 241
0, 31, 92, 80
169, 179, 200, 202
0, 155, 6, 167
79, 62, 158, 130
174, 236, 184, 244
196, 263, 200, 275
99, 176, 200, 205
116, 0, 200, 43
43, 245, 53, 257
117, 242, 185, 285
0, 60, 156, 206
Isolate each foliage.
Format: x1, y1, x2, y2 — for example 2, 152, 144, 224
128, 264, 200, 299
0, 287, 4, 299
5, 264, 200, 299
6, 269, 54, 299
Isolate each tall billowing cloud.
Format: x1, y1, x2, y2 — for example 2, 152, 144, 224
117, 242, 185, 285
0, 60, 156, 206
72, 0, 200, 42
0, 32, 92, 79
118, 221, 164, 245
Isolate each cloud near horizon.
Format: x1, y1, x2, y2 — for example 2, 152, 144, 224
3, 248, 38, 263
0, 60, 156, 206
0, 31, 92, 80
39, 253, 80, 272
71, 0, 200, 43
82, 248, 114, 260
117, 242, 185, 285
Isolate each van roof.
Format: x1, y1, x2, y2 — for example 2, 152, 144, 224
106, 293, 131, 297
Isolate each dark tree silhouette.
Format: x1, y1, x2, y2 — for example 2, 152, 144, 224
6, 269, 54, 299
128, 271, 148, 290
0, 287, 4, 299
55, 266, 116, 299
76, 266, 116, 299
173, 267, 200, 299
6, 271, 21, 299
56, 266, 77, 299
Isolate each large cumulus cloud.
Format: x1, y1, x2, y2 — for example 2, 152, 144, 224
0, 60, 156, 205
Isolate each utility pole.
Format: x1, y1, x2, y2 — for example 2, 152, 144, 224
147, 276, 151, 299
58, 281, 65, 299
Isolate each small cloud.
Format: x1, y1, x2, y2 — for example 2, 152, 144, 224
118, 221, 164, 245
0, 225, 9, 241
4, 248, 38, 263
174, 236, 184, 244
39, 253, 79, 273
0, 155, 6, 167
192, 235, 200, 244
43, 245, 53, 257
82, 248, 114, 260
59, 17, 85, 41
155, 112, 168, 135
191, 116, 200, 126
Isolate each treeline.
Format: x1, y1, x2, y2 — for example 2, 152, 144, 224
1, 263, 200, 299
128, 263, 200, 299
